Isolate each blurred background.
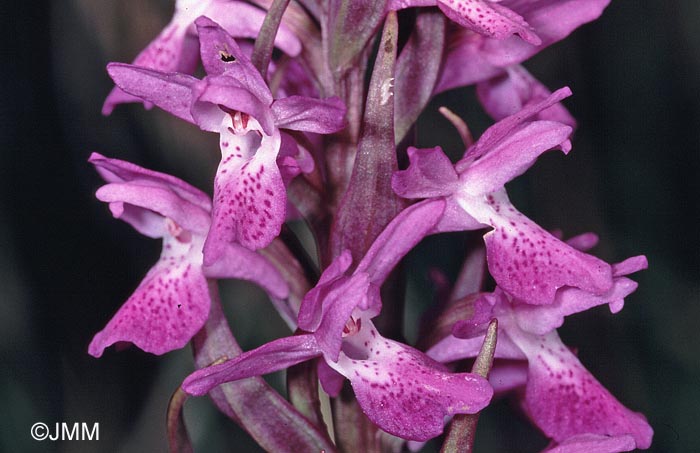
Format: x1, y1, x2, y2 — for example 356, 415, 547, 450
1, 0, 698, 451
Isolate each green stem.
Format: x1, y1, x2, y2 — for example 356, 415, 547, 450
440, 319, 498, 453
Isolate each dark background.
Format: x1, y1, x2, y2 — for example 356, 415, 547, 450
1, 1, 698, 452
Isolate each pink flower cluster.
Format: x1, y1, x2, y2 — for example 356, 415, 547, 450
88, 0, 652, 451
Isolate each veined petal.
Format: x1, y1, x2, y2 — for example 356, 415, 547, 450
298, 250, 353, 332
202, 242, 289, 299
460, 87, 572, 166
89, 234, 209, 357
514, 330, 653, 449
355, 199, 446, 285
458, 120, 572, 195
88, 153, 211, 211
271, 96, 347, 134
392, 147, 459, 199
106, 64, 199, 124
437, 0, 541, 45
182, 334, 321, 396
328, 320, 493, 441
204, 118, 285, 259
96, 183, 211, 236
459, 190, 613, 305
192, 74, 275, 135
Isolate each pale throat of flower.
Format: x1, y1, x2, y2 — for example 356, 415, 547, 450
165, 217, 192, 244
342, 316, 362, 337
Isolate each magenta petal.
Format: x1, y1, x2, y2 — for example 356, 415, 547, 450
96, 183, 211, 237
271, 96, 347, 133
202, 2, 302, 57
356, 199, 446, 285
317, 359, 345, 397
194, 16, 263, 79
512, 277, 640, 335
106, 64, 198, 124
460, 87, 573, 165
182, 334, 321, 396
314, 273, 372, 361
88, 153, 211, 211
392, 146, 459, 198
330, 321, 493, 441
202, 242, 289, 299
204, 125, 285, 258
298, 250, 353, 332
467, 190, 613, 305
612, 255, 648, 277
518, 331, 653, 449
477, 65, 576, 126
543, 434, 636, 453
437, 0, 540, 45
192, 75, 275, 135
89, 236, 209, 357
458, 120, 572, 195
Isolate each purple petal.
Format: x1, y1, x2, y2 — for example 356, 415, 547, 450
481, 0, 612, 68
612, 255, 648, 277
488, 360, 528, 394
329, 320, 493, 441
458, 120, 572, 195
517, 331, 653, 449
392, 147, 459, 198
477, 65, 576, 126
512, 277, 640, 335
314, 273, 372, 361
317, 359, 345, 397
89, 153, 211, 209
298, 250, 353, 332
462, 190, 613, 305
437, 0, 540, 44
566, 232, 600, 252
102, 16, 199, 114
460, 87, 573, 165
200, 3, 302, 57
271, 96, 347, 134
95, 183, 211, 237
182, 334, 321, 396
194, 16, 263, 79
435, 0, 611, 93
202, 242, 289, 299
543, 434, 636, 453
427, 328, 526, 364
355, 199, 446, 285
106, 64, 199, 124
89, 235, 209, 357
191, 74, 275, 135
204, 119, 285, 259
